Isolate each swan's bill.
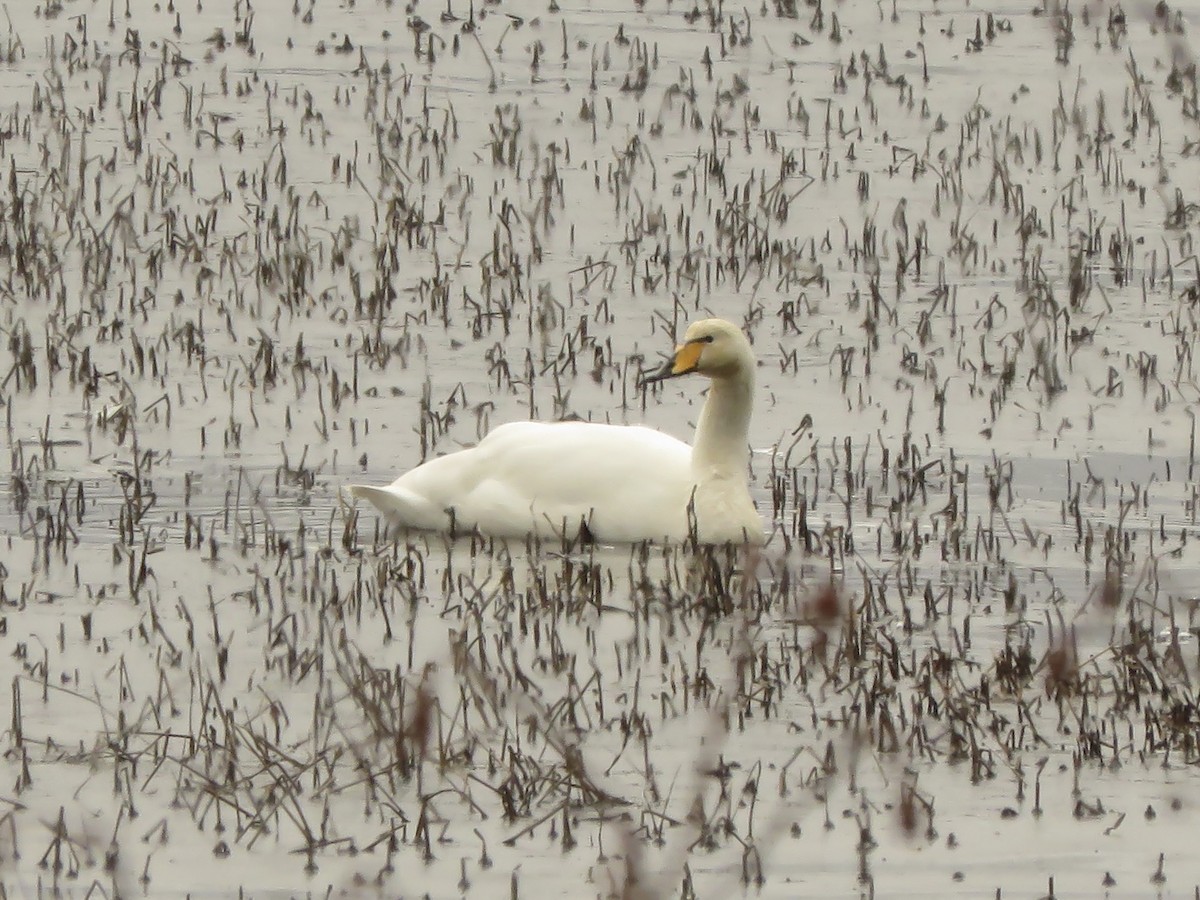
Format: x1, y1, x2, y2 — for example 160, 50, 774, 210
669, 340, 704, 375
641, 340, 703, 384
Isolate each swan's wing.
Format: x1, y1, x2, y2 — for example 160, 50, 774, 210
350, 421, 695, 542
467, 422, 694, 540
373, 421, 692, 540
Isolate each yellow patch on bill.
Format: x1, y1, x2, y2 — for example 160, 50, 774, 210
672, 341, 704, 375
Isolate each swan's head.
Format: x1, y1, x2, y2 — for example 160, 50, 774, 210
640, 318, 753, 385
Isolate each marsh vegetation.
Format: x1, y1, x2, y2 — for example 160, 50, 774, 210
3, 0, 1200, 896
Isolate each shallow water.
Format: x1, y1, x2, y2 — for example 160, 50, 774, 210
3, 0, 1200, 897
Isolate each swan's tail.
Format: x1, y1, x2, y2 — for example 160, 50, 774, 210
346, 484, 402, 520
346, 483, 443, 532
347, 484, 389, 506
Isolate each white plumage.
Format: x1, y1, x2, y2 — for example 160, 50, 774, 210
349, 318, 764, 545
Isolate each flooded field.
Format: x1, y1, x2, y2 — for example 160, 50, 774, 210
4, 0, 1200, 896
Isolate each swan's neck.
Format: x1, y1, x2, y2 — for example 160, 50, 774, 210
691, 372, 753, 479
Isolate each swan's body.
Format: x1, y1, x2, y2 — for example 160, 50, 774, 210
349, 318, 764, 545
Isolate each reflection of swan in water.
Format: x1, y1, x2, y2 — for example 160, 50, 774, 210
349, 318, 764, 545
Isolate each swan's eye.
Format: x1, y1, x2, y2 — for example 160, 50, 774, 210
702, 335, 714, 343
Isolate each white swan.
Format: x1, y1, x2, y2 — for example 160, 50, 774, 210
348, 318, 764, 545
